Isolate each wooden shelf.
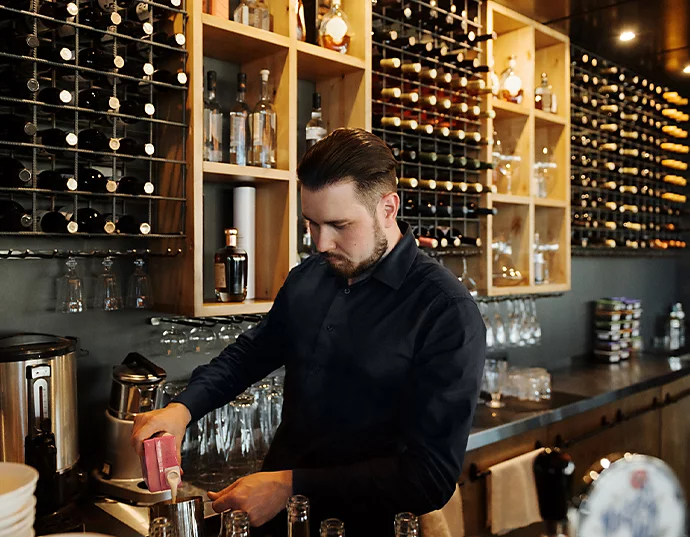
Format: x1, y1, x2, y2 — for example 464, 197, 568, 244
490, 193, 532, 205
534, 109, 567, 126
530, 282, 570, 294
487, 284, 532, 297
200, 300, 275, 316
203, 162, 292, 182
492, 98, 532, 119
202, 14, 290, 63
297, 41, 366, 81
534, 197, 568, 207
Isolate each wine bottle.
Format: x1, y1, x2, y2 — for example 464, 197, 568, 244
458, 203, 497, 217
37, 210, 78, 233
134, 31, 186, 60
0, 199, 32, 231
114, 137, 155, 158
117, 175, 154, 195
60, 207, 115, 234
449, 229, 482, 247
37, 87, 74, 114
79, 48, 125, 77
0, 71, 40, 100
0, 114, 37, 142
78, 88, 120, 113
37, 169, 78, 191
36, 128, 78, 154
428, 226, 450, 247
77, 167, 117, 193
0, 34, 40, 56
114, 99, 156, 123
108, 213, 151, 234
0, 157, 32, 188
78, 128, 117, 155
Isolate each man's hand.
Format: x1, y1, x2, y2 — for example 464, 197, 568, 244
130, 403, 192, 461
208, 471, 293, 527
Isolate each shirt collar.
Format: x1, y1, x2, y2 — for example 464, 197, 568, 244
370, 221, 418, 290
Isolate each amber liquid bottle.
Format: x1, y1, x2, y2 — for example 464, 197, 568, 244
214, 228, 248, 302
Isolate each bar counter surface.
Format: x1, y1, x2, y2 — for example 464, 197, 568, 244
468, 351, 690, 451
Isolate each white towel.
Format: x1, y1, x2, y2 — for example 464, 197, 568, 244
488, 448, 544, 535
420, 484, 465, 537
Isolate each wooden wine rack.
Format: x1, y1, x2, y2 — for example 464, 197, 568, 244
462, 1, 571, 296
153, 0, 371, 316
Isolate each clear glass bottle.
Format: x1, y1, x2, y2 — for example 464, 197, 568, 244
204, 70, 224, 162
499, 55, 523, 104
149, 517, 172, 537
250, 69, 277, 168
220, 510, 250, 537
320, 519, 344, 537
535, 72, 555, 113
214, 228, 248, 302
287, 495, 310, 537
533, 233, 547, 285
233, 0, 269, 30
318, 0, 350, 54
394, 513, 419, 537
229, 72, 251, 166
306, 92, 327, 150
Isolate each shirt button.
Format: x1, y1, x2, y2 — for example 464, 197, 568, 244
326, 325, 334, 331
344, 289, 351, 295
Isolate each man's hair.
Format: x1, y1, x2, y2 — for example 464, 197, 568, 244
297, 128, 397, 212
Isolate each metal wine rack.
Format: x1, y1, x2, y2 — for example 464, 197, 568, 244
0, 0, 188, 238
371, 0, 488, 254
570, 44, 688, 255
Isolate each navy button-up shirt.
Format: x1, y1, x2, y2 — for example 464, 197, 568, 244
175, 222, 486, 537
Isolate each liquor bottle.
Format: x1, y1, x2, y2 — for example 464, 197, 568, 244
0, 115, 37, 142
215, 228, 248, 302
0, 157, 32, 188
250, 69, 277, 168
114, 137, 155, 158
287, 495, 309, 537
306, 92, 327, 150
116, 175, 154, 195
535, 72, 555, 113
226, 72, 250, 165
37, 169, 78, 191
499, 55, 523, 104
37, 210, 78, 233
0, 200, 32, 232
234, 0, 270, 30
318, 0, 350, 54
36, 128, 78, 154
60, 207, 115, 234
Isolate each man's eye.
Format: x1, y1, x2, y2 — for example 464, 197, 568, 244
333, 223, 347, 230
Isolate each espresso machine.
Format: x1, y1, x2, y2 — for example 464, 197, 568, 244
0, 333, 85, 531
93, 352, 171, 504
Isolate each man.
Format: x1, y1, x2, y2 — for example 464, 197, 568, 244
132, 128, 486, 537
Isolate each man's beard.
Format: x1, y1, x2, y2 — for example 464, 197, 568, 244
322, 221, 389, 279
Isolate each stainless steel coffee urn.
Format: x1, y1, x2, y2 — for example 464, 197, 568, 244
93, 352, 169, 504
0, 333, 82, 515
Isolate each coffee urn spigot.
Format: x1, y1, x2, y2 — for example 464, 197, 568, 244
533, 448, 575, 537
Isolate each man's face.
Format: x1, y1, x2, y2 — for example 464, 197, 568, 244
302, 181, 389, 280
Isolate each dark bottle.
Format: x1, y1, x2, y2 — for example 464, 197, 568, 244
0, 199, 32, 231
114, 137, 155, 158
61, 207, 115, 234
141, 69, 188, 88
214, 228, 248, 302
37, 87, 74, 113
78, 128, 116, 156
79, 48, 125, 78
37, 210, 78, 233
118, 59, 155, 80
0, 72, 40, 99
0, 34, 40, 56
533, 448, 574, 537
116, 175, 154, 195
37, 1, 80, 29
77, 167, 116, 192
37, 169, 78, 191
458, 203, 497, 217
36, 128, 78, 154
435, 197, 452, 217
133, 31, 186, 59
428, 226, 450, 247
0, 157, 32, 187
110, 19, 154, 39
287, 495, 310, 537
450, 228, 482, 247
411, 226, 438, 248
116, 99, 156, 123
60, 6, 121, 36
108, 213, 151, 234
78, 88, 120, 113
0, 114, 37, 142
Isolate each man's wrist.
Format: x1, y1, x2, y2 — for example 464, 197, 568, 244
167, 402, 192, 427
280, 470, 294, 498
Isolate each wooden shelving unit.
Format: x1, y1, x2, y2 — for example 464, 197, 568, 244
472, 1, 571, 296
153, 0, 371, 316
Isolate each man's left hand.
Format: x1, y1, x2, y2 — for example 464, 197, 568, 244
208, 470, 293, 526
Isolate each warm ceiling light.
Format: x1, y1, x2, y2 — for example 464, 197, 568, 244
683, 65, 690, 74
619, 31, 636, 42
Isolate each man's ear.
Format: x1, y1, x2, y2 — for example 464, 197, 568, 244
380, 191, 400, 228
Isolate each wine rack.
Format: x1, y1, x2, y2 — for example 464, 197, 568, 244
371, 0, 489, 258
570, 44, 688, 255
0, 0, 188, 238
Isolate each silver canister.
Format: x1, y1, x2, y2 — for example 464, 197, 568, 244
150, 497, 205, 537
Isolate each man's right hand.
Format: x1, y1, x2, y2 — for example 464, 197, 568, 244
131, 402, 192, 462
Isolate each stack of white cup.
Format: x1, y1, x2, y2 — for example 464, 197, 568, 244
0, 463, 39, 537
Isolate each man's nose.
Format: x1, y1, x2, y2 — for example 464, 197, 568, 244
314, 229, 336, 253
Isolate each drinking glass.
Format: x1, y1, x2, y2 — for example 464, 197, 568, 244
195, 409, 226, 489
160, 323, 188, 359
226, 392, 259, 482
492, 302, 507, 348
126, 258, 153, 309
94, 257, 122, 311
56, 256, 86, 313
479, 302, 495, 350
458, 257, 478, 298
506, 300, 521, 346
519, 299, 534, 346
529, 298, 542, 344
484, 358, 508, 408
188, 325, 217, 354
218, 319, 243, 347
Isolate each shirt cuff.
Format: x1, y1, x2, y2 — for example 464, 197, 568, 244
171, 383, 213, 423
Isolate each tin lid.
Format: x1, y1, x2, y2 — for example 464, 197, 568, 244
0, 333, 77, 363
113, 352, 166, 384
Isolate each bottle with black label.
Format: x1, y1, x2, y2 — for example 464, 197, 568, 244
0, 157, 32, 188
214, 228, 248, 302
305, 92, 327, 150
